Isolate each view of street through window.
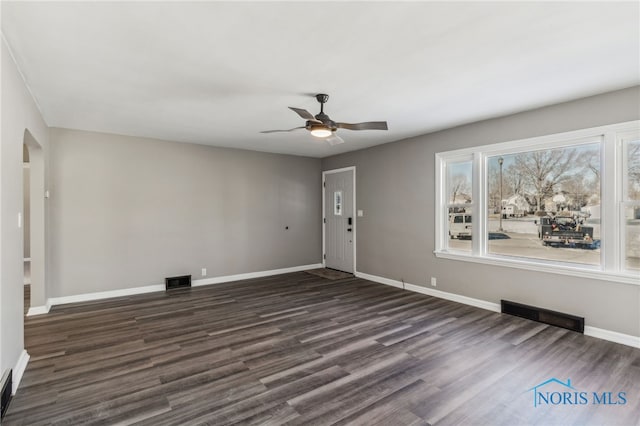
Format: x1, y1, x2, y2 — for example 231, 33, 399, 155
447, 139, 640, 270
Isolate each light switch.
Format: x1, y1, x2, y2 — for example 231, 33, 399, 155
18, 212, 22, 228
357, 210, 364, 217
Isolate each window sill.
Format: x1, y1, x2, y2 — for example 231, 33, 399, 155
434, 250, 640, 286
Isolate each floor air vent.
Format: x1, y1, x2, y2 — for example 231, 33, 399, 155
1, 369, 12, 419
165, 275, 191, 291
501, 300, 584, 333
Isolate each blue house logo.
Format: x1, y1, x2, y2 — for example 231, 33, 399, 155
527, 378, 579, 407
527, 377, 627, 407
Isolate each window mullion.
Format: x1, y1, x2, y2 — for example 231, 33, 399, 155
601, 131, 619, 272
472, 152, 485, 256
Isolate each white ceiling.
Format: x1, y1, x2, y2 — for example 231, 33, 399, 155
2, 2, 639, 158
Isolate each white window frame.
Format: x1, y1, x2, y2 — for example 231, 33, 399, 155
435, 120, 640, 286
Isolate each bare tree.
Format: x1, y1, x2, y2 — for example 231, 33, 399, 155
578, 149, 600, 181
561, 176, 590, 210
504, 163, 525, 196
515, 148, 578, 212
449, 174, 471, 204
489, 161, 524, 212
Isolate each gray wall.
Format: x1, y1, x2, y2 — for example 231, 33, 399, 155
322, 86, 640, 337
49, 128, 322, 297
1, 39, 50, 377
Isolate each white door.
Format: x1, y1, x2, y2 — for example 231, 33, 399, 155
324, 169, 354, 273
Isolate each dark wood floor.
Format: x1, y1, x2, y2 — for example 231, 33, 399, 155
7, 272, 640, 425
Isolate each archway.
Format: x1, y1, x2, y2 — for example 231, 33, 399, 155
23, 130, 46, 314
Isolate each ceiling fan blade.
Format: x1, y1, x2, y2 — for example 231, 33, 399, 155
289, 107, 319, 121
260, 126, 305, 134
325, 134, 345, 146
336, 121, 388, 131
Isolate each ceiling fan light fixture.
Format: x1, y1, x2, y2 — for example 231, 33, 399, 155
309, 125, 332, 138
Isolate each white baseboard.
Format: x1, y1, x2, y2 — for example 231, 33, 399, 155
354, 271, 499, 312
584, 326, 640, 348
192, 263, 323, 287
404, 283, 501, 313
48, 284, 165, 307
355, 271, 640, 349
44, 263, 323, 308
352, 272, 404, 289
26, 302, 51, 316
12, 350, 30, 394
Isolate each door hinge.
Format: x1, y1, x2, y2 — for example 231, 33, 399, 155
323, 253, 326, 259
323, 181, 325, 187
323, 218, 326, 224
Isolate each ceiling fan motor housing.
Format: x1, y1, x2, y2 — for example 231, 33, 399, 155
306, 121, 336, 133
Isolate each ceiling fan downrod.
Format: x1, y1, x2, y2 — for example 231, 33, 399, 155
316, 94, 329, 114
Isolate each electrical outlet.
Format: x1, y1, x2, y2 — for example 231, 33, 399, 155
201, 268, 207, 277
431, 277, 437, 287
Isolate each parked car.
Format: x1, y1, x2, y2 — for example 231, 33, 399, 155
449, 213, 472, 239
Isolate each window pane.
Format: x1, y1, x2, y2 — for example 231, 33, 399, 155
625, 207, 640, 270
447, 161, 472, 204
625, 139, 640, 269
487, 143, 601, 265
334, 191, 342, 216
447, 161, 472, 251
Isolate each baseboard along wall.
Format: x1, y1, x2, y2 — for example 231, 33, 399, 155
354, 271, 640, 349
12, 350, 30, 395
26, 263, 324, 316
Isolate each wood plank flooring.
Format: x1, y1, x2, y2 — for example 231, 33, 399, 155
6, 272, 640, 425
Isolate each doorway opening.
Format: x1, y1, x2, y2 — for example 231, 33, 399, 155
23, 130, 46, 315
23, 145, 30, 287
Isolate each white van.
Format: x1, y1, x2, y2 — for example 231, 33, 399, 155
449, 213, 472, 239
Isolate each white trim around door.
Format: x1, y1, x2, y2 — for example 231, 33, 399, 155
322, 166, 356, 273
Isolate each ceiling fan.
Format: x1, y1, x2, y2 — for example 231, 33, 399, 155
261, 94, 388, 145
